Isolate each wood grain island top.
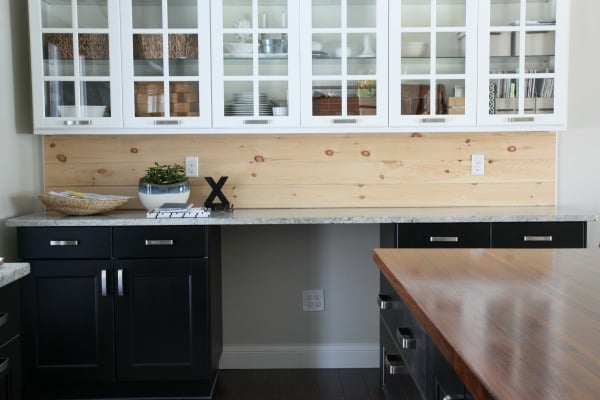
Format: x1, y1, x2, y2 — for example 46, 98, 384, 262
373, 248, 600, 400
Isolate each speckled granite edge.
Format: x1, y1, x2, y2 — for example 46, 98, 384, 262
5, 206, 597, 227
0, 263, 30, 288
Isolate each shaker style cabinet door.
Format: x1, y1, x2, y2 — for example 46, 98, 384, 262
28, 0, 123, 132
120, 0, 212, 129
388, 0, 478, 128
300, 0, 388, 128
211, 0, 301, 128
477, 0, 569, 129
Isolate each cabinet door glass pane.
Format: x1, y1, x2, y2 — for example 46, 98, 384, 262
223, 0, 253, 29
401, 80, 430, 116
79, 34, 109, 76
224, 82, 254, 116
526, 0, 556, 23
313, 0, 341, 29
169, 34, 198, 76
44, 34, 74, 76
354, 80, 377, 116
490, 0, 519, 27
133, 34, 164, 76
258, 0, 289, 29
437, 32, 464, 74
312, 33, 341, 75
78, 0, 108, 28
489, 78, 518, 115
445, 79, 465, 115
133, 0, 162, 29
402, 1, 430, 28
348, 33, 376, 74
135, 82, 165, 117
348, 0, 375, 28
45, 81, 74, 117
402, 33, 430, 75
81, 82, 110, 116
42, 0, 73, 28
312, 80, 342, 116
169, 81, 199, 117
437, 0, 465, 27
168, 0, 197, 29
524, 31, 555, 72
258, 81, 286, 116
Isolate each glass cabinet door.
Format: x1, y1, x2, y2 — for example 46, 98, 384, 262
389, 0, 477, 127
29, 0, 122, 130
121, 0, 212, 128
300, 0, 388, 127
211, 0, 300, 128
478, 0, 566, 127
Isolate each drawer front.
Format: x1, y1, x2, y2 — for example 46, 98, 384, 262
396, 301, 428, 398
0, 336, 21, 400
18, 227, 112, 259
113, 226, 207, 258
0, 282, 18, 346
491, 222, 586, 248
395, 223, 491, 248
379, 274, 404, 336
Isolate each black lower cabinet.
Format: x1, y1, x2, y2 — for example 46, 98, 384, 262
0, 281, 21, 400
430, 345, 474, 400
17, 226, 222, 399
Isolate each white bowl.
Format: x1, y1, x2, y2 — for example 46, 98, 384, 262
402, 42, 429, 57
224, 42, 254, 55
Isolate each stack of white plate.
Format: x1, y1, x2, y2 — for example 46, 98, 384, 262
225, 92, 273, 116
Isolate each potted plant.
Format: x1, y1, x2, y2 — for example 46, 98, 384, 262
138, 162, 190, 210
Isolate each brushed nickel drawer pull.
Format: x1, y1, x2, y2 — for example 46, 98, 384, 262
430, 236, 459, 243
145, 239, 174, 246
442, 396, 466, 400
420, 117, 446, 123
117, 269, 124, 297
243, 119, 271, 125
50, 240, 79, 246
508, 116, 534, 123
333, 118, 357, 124
0, 357, 9, 376
64, 120, 92, 126
101, 270, 107, 297
523, 235, 553, 242
154, 120, 182, 125
377, 294, 393, 310
0, 313, 8, 328
397, 328, 416, 349
384, 354, 406, 376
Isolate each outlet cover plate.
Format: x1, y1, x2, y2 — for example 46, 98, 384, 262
302, 289, 324, 312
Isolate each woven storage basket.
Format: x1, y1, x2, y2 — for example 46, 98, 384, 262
38, 195, 128, 216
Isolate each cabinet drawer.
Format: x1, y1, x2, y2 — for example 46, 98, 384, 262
491, 222, 586, 248
395, 223, 490, 248
17, 227, 112, 259
113, 226, 207, 258
0, 282, 18, 346
0, 335, 21, 400
379, 274, 404, 336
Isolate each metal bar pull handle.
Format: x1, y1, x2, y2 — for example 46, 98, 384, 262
154, 120, 182, 125
0, 313, 8, 328
244, 119, 271, 125
50, 240, 79, 246
117, 269, 124, 297
523, 235, 553, 242
397, 328, 417, 349
145, 239, 174, 246
442, 396, 466, 400
430, 236, 459, 243
377, 294, 393, 310
101, 270, 107, 297
508, 116, 535, 123
420, 117, 446, 123
384, 354, 407, 376
0, 358, 9, 376
64, 120, 92, 126
333, 118, 357, 124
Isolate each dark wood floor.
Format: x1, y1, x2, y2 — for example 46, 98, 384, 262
213, 368, 385, 400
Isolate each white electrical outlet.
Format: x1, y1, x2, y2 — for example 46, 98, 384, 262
471, 154, 485, 176
185, 156, 199, 177
302, 289, 324, 312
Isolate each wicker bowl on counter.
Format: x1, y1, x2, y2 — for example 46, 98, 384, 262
38, 194, 128, 216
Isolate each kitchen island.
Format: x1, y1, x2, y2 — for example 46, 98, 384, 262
374, 248, 600, 400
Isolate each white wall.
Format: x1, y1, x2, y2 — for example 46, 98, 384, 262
0, 0, 43, 259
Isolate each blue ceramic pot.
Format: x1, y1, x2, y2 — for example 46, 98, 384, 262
138, 178, 190, 210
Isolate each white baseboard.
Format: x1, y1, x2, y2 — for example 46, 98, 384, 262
219, 344, 380, 369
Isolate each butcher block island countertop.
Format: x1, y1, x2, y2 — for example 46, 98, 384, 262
373, 248, 600, 400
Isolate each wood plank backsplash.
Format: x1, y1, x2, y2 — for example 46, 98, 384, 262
43, 132, 556, 209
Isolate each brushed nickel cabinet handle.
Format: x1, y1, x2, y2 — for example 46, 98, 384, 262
50, 240, 79, 246
508, 116, 534, 122
377, 294, 393, 310
333, 118, 357, 124
420, 117, 446, 123
244, 119, 270, 125
0, 313, 8, 328
145, 239, 174, 246
443, 396, 466, 400
0, 358, 8, 376
101, 270, 107, 297
64, 120, 92, 126
154, 120, 182, 125
117, 269, 124, 297
384, 353, 407, 376
523, 235, 553, 242
397, 328, 416, 349
430, 236, 459, 243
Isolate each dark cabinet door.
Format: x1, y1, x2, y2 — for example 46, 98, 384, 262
0, 336, 21, 400
114, 258, 209, 381
20, 260, 115, 383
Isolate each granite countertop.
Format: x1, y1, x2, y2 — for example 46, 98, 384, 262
5, 206, 596, 227
0, 262, 30, 288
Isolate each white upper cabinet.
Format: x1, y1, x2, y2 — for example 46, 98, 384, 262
120, 0, 212, 129
477, 0, 569, 129
29, 0, 123, 131
389, 0, 478, 128
300, 0, 389, 128
211, 0, 300, 128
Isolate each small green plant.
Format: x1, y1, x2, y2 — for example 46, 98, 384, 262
141, 162, 187, 184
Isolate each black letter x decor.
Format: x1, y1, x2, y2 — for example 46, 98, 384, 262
204, 176, 231, 211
